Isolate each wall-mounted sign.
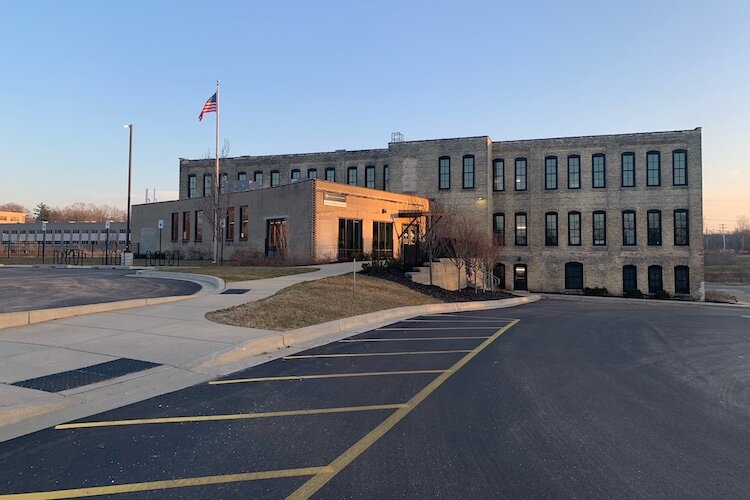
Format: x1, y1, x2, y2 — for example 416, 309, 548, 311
323, 192, 347, 208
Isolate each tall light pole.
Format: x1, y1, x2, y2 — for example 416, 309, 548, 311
123, 124, 133, 254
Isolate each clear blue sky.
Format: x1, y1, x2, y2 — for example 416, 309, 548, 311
1, 0, 748, 230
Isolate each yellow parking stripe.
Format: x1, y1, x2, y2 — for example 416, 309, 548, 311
54, 404, 406, 430
287, 319, 521, 500
339, 337, 489, 342
0, 466, 332, 499
283, 350, 472, 359
376, 327, 499, 330
210, 370, 447, 385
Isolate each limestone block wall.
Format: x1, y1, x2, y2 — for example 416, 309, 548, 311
407, 259, 467, 291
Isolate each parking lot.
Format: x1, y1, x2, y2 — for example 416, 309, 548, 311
1, 300, 749, 498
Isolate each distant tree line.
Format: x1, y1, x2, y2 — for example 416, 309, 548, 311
0, 202, 126, 223
706, 215, 749, 252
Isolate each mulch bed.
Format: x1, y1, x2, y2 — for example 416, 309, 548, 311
360, 267, 515, 302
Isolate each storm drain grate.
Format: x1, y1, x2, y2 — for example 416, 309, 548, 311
12, 358, 160, 393
221, 289, 250, 294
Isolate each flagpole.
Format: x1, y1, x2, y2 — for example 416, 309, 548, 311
213, 80, 221, 264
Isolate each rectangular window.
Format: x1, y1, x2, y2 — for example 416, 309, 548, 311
266, 218, 288, 257
622, 211, 636, 245
565, 263, 584, 290
271, 170, 280, 187
675, 266, 690, 294
621, 153, 635, 187
338, 218, 363, 260
593, 211, 606, 246
493, 213, 505, 245
515, 158, 527, 191
383, 165, 389, 191
170, 212, 178, 242
188, 175, 197, 198
493, 159, 504, 191
674, 209, 689, 245
567, 155, 580, 189
239, 205, 249, 240
220, 173, 229, 194
372, 221, 393, 258
623, 265, 637, 292
308, 168, 318, 179
325, 167, 335, 182
673, 150, 687, 185
462, 155, 475, 189
225, 207, 235, 241
439, 157, 450, 190
568, 212, 581, 246
182, 211, 191, 242
648, 266, 663, 293
254, 171, 263, 186
647, 210, 662, 245
515, 213, 527, 246
365, 166, 375, 188
291, 169, 301, 181
203, 174, 213, 197
647, 151, 661, 186
592, 154, 606, 188
545, 212, 558, 246
347, 166, 358, 185
545, 157, 558, 190
194, 210, 203, 242
238, 171, 247, 181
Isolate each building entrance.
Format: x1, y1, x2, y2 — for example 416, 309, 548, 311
514, 264, 527, 291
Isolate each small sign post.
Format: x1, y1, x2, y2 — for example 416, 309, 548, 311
41, 220, 47, 264
158, 220, 164, 253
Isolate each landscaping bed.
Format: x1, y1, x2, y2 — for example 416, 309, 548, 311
359, 266, 515, 302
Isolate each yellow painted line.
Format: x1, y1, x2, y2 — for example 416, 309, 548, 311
54, 404, 405, 430
375, 327, 499, 330
209, 370, 447, 385
287, 319, 521, 500
339, 337, 490, 342
0, 466, 332, 499
283, 350, 472, 359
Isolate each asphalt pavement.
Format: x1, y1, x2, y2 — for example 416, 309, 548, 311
0, 299, 748, 498
0, 268, 201, 312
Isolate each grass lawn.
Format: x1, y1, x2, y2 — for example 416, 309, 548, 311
206, 273, 442, 331
704, 256, 750, 284
162, 264, 318, 282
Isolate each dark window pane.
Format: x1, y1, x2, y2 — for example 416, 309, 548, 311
565, 262, 583, 289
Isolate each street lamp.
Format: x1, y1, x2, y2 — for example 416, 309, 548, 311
123, 124, 133, 254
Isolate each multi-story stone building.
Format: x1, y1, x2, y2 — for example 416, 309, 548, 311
145, 127, 702, 298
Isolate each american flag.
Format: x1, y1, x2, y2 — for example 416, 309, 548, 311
198, 93, 217, 121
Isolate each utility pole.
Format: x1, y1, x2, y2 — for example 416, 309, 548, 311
719, 224, 727, 251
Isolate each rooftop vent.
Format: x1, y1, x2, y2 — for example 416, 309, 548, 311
391, 131, 404, 143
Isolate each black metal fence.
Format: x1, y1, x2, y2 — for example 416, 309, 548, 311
139, 251, 182, 267
1, 241, 124, 261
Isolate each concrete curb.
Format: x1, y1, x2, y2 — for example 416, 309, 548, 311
191, 294, 540, 371
0, 272, 224, 330
541, 293, 750, 308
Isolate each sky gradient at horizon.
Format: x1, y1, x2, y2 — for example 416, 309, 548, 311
1, 0, 748, 231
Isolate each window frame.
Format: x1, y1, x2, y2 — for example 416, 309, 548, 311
674, 265, 690, 294
203, 174, 213, 197
347, 166, 358, 185
253, 170, 263, 186
383, 165, 389, 191
462, 155, 475, 189
365, 165, 376, 189
622, 210, 637, 246
239, 205, 249, 240
593, 210, 607, 246
647, 209, 662, 246
621, 152, 635, 187
514, 157, 527, 191
324, 167, 335, 182
187, 174, 197, 199
492, 159, 504, 191
492, 212, 505, 246
307, 168, 318, 179
592, 153, 606, 188
674, 209, 689, 246
438, 156, 451, 190
545, 211, 558, 246
568, 211, 582, 246
238, 171, 247, 181
648, 265, 663, 293
647, 151, 661, 187
290, 169, 301, 181
270, 170, 280, 187
544, 156, 558, 190
565, 262, 584, 290
622, 265, 637, 292
672, 149, 688, 186
567, 155, 581, 189
515, 212, 528, 246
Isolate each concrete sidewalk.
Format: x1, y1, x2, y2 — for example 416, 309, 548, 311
0, 262, 537, 442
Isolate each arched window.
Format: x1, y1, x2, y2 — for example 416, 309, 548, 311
462, 155, 475, 189
270, 170, 280, 187
565, 262, 583, 290
438, 156, 450, 190
545, 156, 557, 190
648, 265, 663, 293
290, 169, 301, 181
673, 150, 688, 186
187, 174, 197, 198
324, 167, 335, 182
347, 166, 358, 185
592, 153, 606, 188
253, 170, 263, 186
647, 151, 661, 186
623, 265, 637, 292
675, 266, 690, 294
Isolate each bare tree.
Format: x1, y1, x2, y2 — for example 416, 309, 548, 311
0, 202, 28, 213
437, 212, 483, 291
737, 215, 749, 251
194, 139, 232, 263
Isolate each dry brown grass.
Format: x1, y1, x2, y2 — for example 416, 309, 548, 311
163, 265, 318, 282
206, 273, 442, 331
